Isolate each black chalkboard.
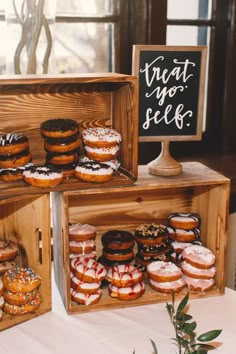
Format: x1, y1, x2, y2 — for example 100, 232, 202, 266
132, 45, 207, 142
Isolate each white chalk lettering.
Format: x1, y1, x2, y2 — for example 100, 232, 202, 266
145, 85, 185, 106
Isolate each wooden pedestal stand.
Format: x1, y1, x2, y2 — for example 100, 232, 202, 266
148, 141, 182, 176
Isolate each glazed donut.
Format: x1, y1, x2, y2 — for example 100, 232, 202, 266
181, 245, 216, 269
3, 293, 40, 315
108, 281, 145, 301
23, 164, 64, 188
0, 260, 16, 275
71, 258, 106, 283
3, 288, 38, 306
69, 239, 96, 254
70, 274, 101, 294
46, 150, 79, 165
2, 267, 41, 293
0, 149, 32, 169
147, 261, 182, 282
82, 127, 121, 148
40, 118, 79, 139
0, 133, 29, 155
181, 260, 216, 280
44, 134, 81, 153
71, 288, 102, 305
101, 230, 135, 251
149, 278, 186, 294
0, 278, 4, 296
182, 275, 215, 291
0, 240, 18, 262
168, 227, 201, 243
102, 248, 134, 263
0, 163, 33, 182
168, 212, 201, 230
106, 264, 143, 287
75, 161, 113, 183
84, 145, 120, 162
135, 223, 169, 246
69, 223, 96, 242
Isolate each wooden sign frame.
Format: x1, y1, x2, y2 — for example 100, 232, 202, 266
132, 45, 207, 142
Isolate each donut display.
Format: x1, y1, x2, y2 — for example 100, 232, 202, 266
2, 267, 41, 293
75, 161, 114, 183
23, 164, 64, 188
40, 118, 79, 139
0, 240, 18, 262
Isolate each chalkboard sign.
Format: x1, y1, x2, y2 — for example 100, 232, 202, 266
132, 45, 207, 142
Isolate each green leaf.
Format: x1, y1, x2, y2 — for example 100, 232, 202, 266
150, 339, 158, 354
184, 321, 197, 333
166, 303, 174, 317
182, 313, 193, 321
192, 343, 217, 351
177, 292, 189, 313
197, 329, 222, 342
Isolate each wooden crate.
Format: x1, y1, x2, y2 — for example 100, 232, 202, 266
0, 73, 138, 198
0, 193, 51, 331
52, 162, 230, 314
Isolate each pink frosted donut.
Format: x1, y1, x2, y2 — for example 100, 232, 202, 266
182, 245, 215, 269
108, 281, 145, 300
71, 288, 102, 305
70, 273, 101, 294
182, 275, 215, 291
82, 127, 121, 148
68, 223, 96, 242
147, 261, 182, 282
69, 239, 96, 254
149, 278, 186, 294
106, 264, 143, 287
181, 260, 216, 279
71, 258, 106, 283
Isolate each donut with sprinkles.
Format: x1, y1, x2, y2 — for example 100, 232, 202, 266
2, 267, 41, 293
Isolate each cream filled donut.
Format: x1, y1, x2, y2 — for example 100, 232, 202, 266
23, 164, 64, 188
182, 245, 216, 269
82, 127, 121, 148
70, 274, 101, 294
168, 212, 201, 230
75, 161, 113, 183
69, 223, 96, 242
69, 239, 96, 254
181, 260, 216, 280
2, 267, 41, 293
106, 264, 143, 287
0, 133, 29, 155
84, 145, 120, 162
0, 240, 18, 262
108, 281, 145, 300
71, 258, 106, 283
71, 288, 102, 305
147, 261, 182, 282
182, 275, 215, 291
149, 278, 186, 294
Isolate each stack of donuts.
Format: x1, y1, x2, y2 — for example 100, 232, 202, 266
107, 264, 145, 300
40, 118, 80, 177
167, 212, 202, 266
68, 223, 97, 260
70, 257, 106, 305
0, 239, 18, 276
0, 133, 32, 182
100, 230, 135, 267
1, 267, 41, 316
181, 244, 216, 291
134, 223, 171, 268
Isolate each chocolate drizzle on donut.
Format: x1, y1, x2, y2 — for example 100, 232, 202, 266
25, 164, 61, 175
77, 161, 111, 171
40, 118, 79, 133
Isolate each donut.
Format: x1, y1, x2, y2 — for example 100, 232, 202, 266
137, 241, 171, 257
135, 223, 169, 246
2, 267, 41, 293
40, 118, 79, 138
46, 162, 76, 178
69, 223, 96, 242
181, 260, 216, 280
170, 241, 195, 253
181, 245, 216, 269
0, 278, 4, 296
108, 281, 145, 300
44, 134, 81, 153
0, 149, 32, 169
168, 212, 201, 230
0, 240, 18, 262
82, 127, 121, 148
69, 239, 96, 254
101, 230, 135, 251
46, 150, 79, 165
182, 275, 215, 291
168, 227, 201, 243
170, 252, 184, 266
135, 250, 171, 267
71, 258, 106, 283
149, 278, 186, 294
71, 288, 102, 305
3, 288, 38, 306
0, 260, 16, 275
0, 133, 29, 155
3, 293, 40, 315
147, 261, 182, 282
102, 248, 134, 263
75, 161, 113, 183
0, 163, 33, 182
84, 145, 120, 162
69, 251, 97, 260
23, 164, 64, 188
70, 274, 101, 294
106, 264, 143, 287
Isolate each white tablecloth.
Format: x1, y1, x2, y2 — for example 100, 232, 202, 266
1, 280, 236, 354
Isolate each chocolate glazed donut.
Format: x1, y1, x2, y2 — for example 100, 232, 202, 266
40, 118, 79, 138
101, 230, 135, 251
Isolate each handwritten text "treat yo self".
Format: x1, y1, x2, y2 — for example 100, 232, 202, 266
140, 56, 195, 130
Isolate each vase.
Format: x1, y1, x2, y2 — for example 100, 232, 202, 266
5, 0, 56, 74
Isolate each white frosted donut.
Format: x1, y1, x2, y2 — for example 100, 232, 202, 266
108, 281, 145, 300
168, 212, 201, 230
168, 227, 201, 242
182, 245, 216, 269
71, 258, 106, 283
70, 274, 101, 294
0, 240, 18, 262
75, 161, 114, 183
181, 261, 216, 279
71, 288, 102, 305
182, 275, 215, 291
69, 252, 97, 260
69, 223, 96, 241
147, 261, 182, 282
69, 239, 96, 254
171, 241, 193, 253
82, 128, 121, 148
84, 145, 120, 162
149, 278, 186, 294
23, 165, 64, 188
106, 264, 143, 287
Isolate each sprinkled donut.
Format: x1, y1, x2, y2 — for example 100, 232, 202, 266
3, 292, 41, 315
71, 288, 102, 305
149, 278, 186, 294
168, 212, 201, 230
181, 245, 216, 269
147, 261, 182, 282
69, 223, 96, 242
75, 161, 113, 183
106, 264, 143, 287
71, 258, 106, 283
0, 240, 18, 262
3, 288, 38, 306
108, 281, 145, 301
82, 127, 121, 148
181, 260, 216, 280
135, 223, 169, 245
84, 145, 120, 162
40, 118, 79, 138
2, 267, 41, 293
0, 133, 29, 155
23, 164, 64, 188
